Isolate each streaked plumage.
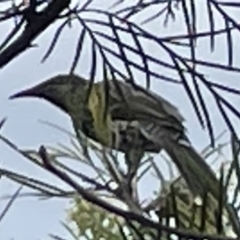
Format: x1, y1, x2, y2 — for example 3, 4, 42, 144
8, 75, 217, 192
8, 74, 219, 193
9, 74, 240, 235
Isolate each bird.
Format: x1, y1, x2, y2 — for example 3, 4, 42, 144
9, 74, 240, 234
7, 74, 223, 194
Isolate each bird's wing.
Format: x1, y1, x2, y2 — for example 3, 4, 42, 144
107, 80, 185, 123
101, 80, 187, 143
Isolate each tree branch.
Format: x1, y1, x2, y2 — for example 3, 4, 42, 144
39, 145, 237, 240
0, 0, 71, 69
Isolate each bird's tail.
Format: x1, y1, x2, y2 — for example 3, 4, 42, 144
163, 139, 217, 198
162, 139, 240, 236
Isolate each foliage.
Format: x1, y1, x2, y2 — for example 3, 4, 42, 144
69, 197, 124, 240
1, 0, 240, 239
1, 0, 240, 144
0, 119, 240, 239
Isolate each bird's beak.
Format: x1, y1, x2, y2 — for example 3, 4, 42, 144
9, 87, 40, 100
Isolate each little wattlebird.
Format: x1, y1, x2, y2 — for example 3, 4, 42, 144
10, 74, 240, 234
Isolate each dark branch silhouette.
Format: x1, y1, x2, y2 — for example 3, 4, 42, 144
0, 0, 71, 68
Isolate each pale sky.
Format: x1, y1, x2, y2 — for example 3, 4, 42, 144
0, 1, 240, 239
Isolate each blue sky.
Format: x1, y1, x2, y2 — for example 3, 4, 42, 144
0, 1, 240, 239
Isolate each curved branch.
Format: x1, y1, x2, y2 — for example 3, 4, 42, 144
0, 0, 71, 69
39, 145, 237, 240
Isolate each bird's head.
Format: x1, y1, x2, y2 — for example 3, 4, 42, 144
10, 74, 89, 112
